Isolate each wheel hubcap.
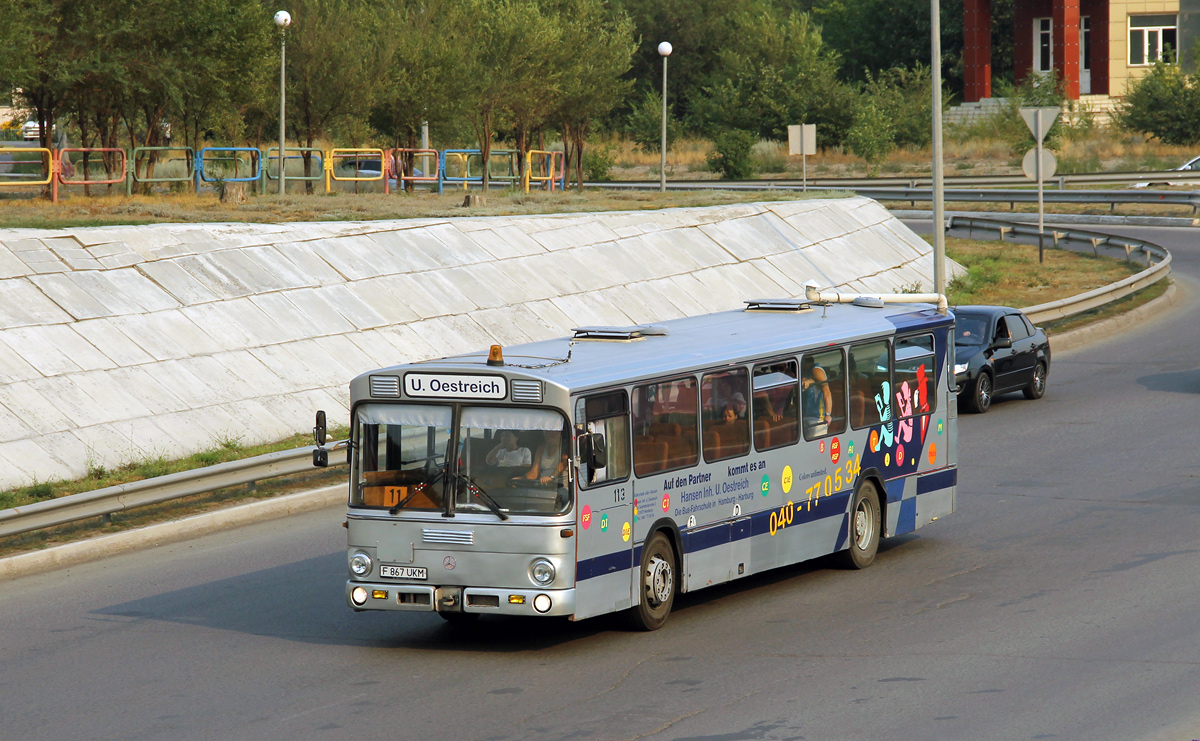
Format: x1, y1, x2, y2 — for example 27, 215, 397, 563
853, 501, 873, 550
1035, 367, 1045, 393
646, 556, 673, 605
979, 377, 991, 406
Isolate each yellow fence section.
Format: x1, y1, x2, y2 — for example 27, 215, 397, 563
0, 148, 52, 187
326, 148, 388, 193
523, 150, 564, 193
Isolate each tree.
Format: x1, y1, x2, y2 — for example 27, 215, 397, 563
553, 0, 636, 189
689, 7, 855, 146
846, 99, 896, 175
1113, 56, 1200, 146
370, 0, 472, 189
280, 0, 378, 190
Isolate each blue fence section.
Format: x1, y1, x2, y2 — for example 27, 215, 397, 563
195, 147, 262, 189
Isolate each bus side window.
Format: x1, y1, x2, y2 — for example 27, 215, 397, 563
701, 368, 750, 462
801, 348, 847, 441
632, 377, 698, 477
848, 341, 891, 429
752, 360, 799, 450
894, 334, 937, 419
577, 391, 631, 486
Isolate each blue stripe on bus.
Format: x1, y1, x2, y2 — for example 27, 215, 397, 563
916, 468, 957, 495
895, 496, 917, 535
579, 475, 959, 583
576, 549, 633, 581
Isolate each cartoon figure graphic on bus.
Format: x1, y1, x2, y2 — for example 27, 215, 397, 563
874, 380, 893, 447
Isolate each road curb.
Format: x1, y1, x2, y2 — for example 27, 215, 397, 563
0, 484, 344, 582
1047, 278, 1183, 354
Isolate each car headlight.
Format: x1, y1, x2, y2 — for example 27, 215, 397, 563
349, 551, 372, 577
529, 558, 555, 586
954, 362, 969, 375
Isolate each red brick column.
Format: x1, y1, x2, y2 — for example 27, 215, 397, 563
1053, 0, 1081, 99
963, 0, 993, 102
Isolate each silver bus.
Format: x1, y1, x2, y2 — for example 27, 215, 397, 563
315, 289, 958, 630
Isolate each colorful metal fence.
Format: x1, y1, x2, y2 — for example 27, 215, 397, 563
326, 148, 389, 194
128, 147, 194, 195
523, 150, 566, 192
263, 147, 324, 193
195, 147, 261, 190
19, 145, 577, 201
0, 147, 52, 188
391, 148, 441, 194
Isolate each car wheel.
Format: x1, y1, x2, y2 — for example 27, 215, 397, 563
839, 480, 881, 569
1023, 361, 1047, 400
966, 371, 992, 413
627, 532, 676, 631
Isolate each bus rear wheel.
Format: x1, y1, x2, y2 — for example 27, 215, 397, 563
628, 532, 676, 631
840, 480, 881, 569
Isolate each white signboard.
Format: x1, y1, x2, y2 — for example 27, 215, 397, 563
404, 373, 507, 400
1022, 148, 1057, 181
787, 124, 816, 156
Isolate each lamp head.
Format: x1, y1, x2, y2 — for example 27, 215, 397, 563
274, 10, 291, 28
657, 41, 672, 57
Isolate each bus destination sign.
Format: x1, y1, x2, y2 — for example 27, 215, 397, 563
404, 373, 507, 400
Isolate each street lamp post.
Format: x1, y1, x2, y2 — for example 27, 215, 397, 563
275, 10, 291, 196
658, 41, 672, 193
930, 0, 946, 297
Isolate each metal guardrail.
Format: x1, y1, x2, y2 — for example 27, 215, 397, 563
589, 181, 1200, 211
0, 441, 346, 539
0, 214, 1175, 540
947, 215, 1172, 324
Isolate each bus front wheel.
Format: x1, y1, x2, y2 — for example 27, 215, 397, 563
629, 532, 676, 631
840, 480, 881, 570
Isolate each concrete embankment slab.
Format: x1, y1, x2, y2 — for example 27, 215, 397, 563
0, 197, 960, 488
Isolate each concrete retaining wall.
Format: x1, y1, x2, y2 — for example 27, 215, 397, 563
0, 197, 960, 489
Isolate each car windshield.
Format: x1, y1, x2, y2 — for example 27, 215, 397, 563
352, 403, 570, 517
955, 313, 990, 347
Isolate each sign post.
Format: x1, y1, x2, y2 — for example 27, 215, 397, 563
787, 124, 816, 191
1019, 107, 1060, 263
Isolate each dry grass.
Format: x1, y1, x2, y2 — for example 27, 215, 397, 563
942, 235, 1143, 307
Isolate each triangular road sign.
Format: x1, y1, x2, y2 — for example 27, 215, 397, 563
1019, 107, 1061, 144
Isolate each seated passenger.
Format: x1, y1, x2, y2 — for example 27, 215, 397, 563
526, 429, 567, 485
802, 355, 833, 437
485, 431, 531, 467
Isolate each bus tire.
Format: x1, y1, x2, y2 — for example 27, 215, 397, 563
628, 532, 676, 631
1023, 361, 1047, 400
966, 370, 993, 414
840, 480, 881, 570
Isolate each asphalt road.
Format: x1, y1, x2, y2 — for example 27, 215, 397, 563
0, 225, 1198, 741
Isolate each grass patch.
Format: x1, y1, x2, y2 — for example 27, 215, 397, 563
942, 235, 1143, 307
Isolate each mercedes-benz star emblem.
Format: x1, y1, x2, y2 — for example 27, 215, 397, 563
443, 556, 456, 570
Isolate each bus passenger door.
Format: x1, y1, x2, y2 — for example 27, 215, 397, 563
573, 394, 634, 621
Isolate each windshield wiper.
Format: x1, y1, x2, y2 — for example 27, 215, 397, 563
389, 466, 446, 515
449, 471, 509, 521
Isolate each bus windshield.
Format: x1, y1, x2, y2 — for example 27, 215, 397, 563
353, 403, 571, 517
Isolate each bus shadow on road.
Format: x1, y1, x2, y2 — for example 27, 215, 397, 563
89, 535, 923, 653
1138, 369, 1200, 394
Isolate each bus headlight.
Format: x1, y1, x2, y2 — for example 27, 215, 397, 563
349, 551, 373, 577
533, 594, 553, 613
351, 586, 369, 605
529, 558, 555, 586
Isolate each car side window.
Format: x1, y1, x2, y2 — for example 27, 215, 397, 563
994, 317, 1010, 340
1007, 314, 1030, 340
1021, 315, 1037, 335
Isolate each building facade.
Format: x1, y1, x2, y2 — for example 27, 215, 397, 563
963, 0, 1200, 102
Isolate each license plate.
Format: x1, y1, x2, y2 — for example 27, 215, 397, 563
380, 565, 427, 580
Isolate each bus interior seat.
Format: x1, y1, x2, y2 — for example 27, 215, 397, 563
703, 430, 721, 460
753, 418, 770, 449
634, 437, 668, 474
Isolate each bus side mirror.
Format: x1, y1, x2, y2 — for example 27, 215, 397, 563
589, 434, 608, 470
314, 410, 327, 447
313, 410, 328, 468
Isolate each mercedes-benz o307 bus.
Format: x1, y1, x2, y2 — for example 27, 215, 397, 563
315, 291, 958, 630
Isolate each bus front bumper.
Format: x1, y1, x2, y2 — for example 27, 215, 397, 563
345, 581, 576, 617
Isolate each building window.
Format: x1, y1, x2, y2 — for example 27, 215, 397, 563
1034, 18, 1053, 72
1129, 15, 1177, 65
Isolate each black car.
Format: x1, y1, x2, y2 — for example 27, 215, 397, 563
953, 305, 1051, 413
